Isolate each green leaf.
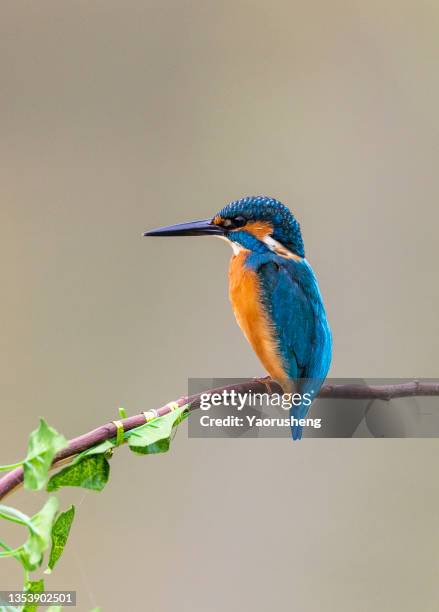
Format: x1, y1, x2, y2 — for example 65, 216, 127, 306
47, 455, 109, 492
22, 579, 44, 612
46, 505, 75, 573
126, 405, 188, 455
81, 439, 115, 457
18, 497, 59, 571
46, 436, 115, 493
46, 608, 62, 612
23, 419, 67, 491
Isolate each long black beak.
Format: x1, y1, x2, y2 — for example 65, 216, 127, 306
143, 218, 225, 237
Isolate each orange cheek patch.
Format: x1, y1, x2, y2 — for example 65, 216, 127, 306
213, 215, 223, 225
243, 221, 273, 240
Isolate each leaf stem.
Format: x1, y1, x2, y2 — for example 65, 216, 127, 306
0, 544, 23, 558
0, 505, 31, 528
0, 462, 23, 472
0, 538, 13, 551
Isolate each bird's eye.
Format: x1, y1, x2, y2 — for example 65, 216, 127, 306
222, 215, 247, 229
232, 215, 247, 228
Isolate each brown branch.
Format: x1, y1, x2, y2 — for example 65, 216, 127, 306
0, 379, 438, 502
318, 380, 439, 401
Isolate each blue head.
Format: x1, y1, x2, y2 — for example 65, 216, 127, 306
214, 196, 305, 257
144, 195, 305, 258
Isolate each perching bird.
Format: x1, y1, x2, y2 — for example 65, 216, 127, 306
144, 196, 332, 439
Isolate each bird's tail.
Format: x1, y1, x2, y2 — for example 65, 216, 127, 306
290, 378, 323, 441
291, 413, 304, 440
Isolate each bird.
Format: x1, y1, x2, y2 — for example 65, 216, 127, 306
144, 195, 332, 439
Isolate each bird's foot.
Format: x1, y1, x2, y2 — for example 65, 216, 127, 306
254, 376, 274, 393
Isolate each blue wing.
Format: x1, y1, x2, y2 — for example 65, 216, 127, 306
256, 256, 332, 439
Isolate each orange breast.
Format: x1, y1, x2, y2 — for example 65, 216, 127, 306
228, 251, 288, 385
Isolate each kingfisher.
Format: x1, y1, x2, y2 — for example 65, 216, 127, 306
144, 196, 332, 439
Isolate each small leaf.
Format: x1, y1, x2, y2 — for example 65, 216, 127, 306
23, 419, 67, 491
18, 497, 59, 571
22, 579, 44, 612
47, 455, 109, 492
46, 505, 75, 572
126, 406, 188, 455
46, 608, 63, 612
81, 440, 115, 457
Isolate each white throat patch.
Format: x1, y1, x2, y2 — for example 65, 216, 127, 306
216, 235, 243, 255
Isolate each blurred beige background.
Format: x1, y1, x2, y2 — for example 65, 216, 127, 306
1, 1, 439, 610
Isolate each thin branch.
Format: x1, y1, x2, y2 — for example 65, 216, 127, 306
0, 379, 438, 501
318, 380, 439, 401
